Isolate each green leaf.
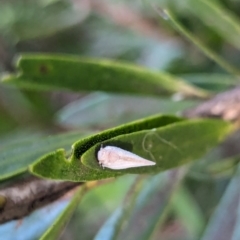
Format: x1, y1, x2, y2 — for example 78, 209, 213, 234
97, 176, 147, 240
30, 115, 183, 181
172, 186, 205, 239
95, 169, 186, 240
82, 119, 232, 174
207, 155, 240, 178
2, 54, 209, 99
40, 186, 85, 240
30, 114, 232, 182
200, 165, 240, 240
0, 131, 92, 181
65, 175, 136, 239
185, 0, 240, 51
160, 9, 240, 76
181, 74, 237, 92
57, 92, 196, 129
0, 1, 87, 41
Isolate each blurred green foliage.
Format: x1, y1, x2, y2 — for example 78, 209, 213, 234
0, 0, 240, 239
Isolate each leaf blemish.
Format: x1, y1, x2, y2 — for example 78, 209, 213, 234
39, 64, 49, 74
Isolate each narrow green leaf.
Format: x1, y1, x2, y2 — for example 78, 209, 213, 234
116, 169, 185, 240
200, 165, 240, 240
0, 1, 87, 41
188, 154, 240, 181
232, 173, 240, 240
67, 175, 136, 240
0, 131, 92, 181
207, 155, 240, 178
2, 54, 209, 99
94, 176, 149, 240
57, 92, 196, 129
157, 9, 240, 76
185, 0, 240, 51
105, 175, 147, 240
30, 115, 181, 181
172, 186, 205, 239
94, 169, 186, 240
40, 186, 85, 240
94, 207, 123, 240
30, 114, 232, 182
82, 119, 232, 174
181, 74, 237, 92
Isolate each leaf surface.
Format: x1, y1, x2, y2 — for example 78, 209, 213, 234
30, 114, 232, 182
2, 54, 208, 98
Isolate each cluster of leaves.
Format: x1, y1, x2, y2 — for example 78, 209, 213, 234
0, 0, 240, 239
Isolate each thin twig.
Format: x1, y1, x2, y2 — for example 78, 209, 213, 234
0, 176, 81, 223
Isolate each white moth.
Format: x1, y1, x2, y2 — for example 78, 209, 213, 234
97, 146, 156, 170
